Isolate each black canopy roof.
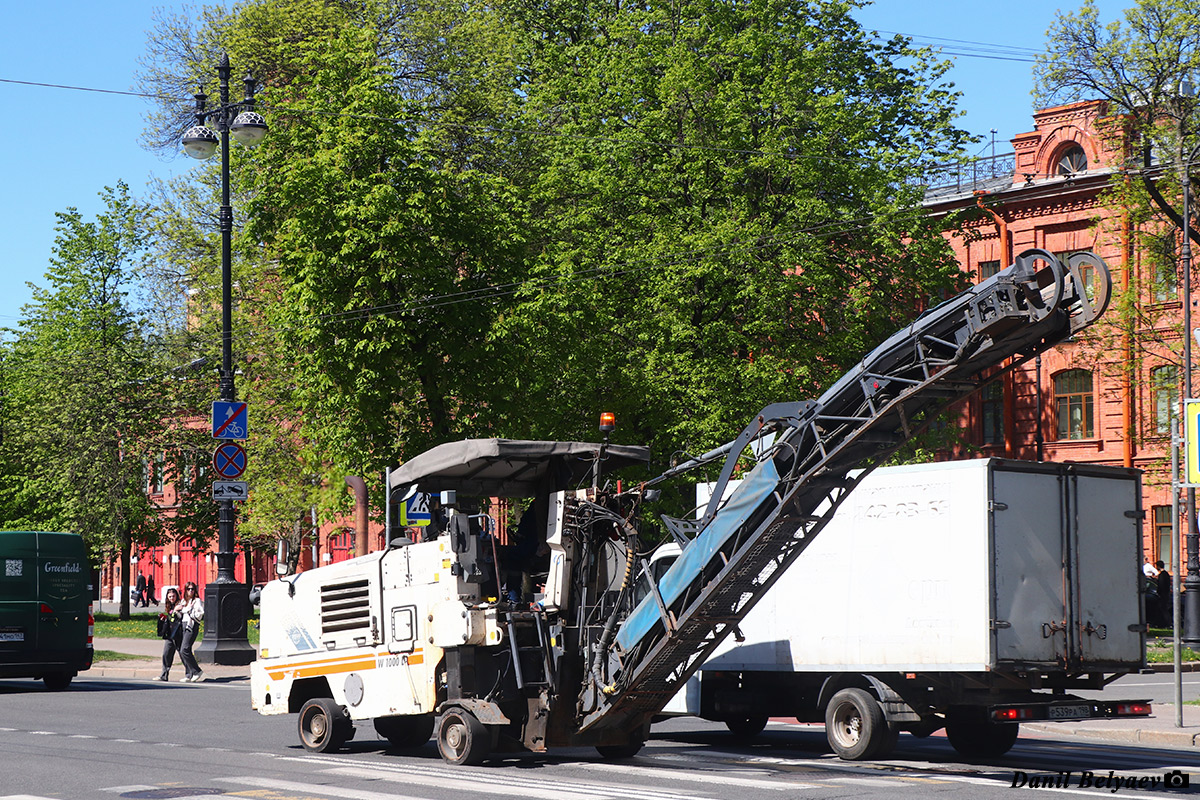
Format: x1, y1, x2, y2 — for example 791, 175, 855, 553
388, 439, 651, 498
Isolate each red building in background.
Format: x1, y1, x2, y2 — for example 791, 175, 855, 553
926, 99, 1183, 566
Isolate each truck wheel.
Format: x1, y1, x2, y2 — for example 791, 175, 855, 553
42, 672, 73, 691
298, 698, 351, 753
725, 714, 769, 739
945, 715, 1019, 759
596, 739, 644, 759
374, 714, 434, 748
825, 688, 887, 760
437, 708, 490, 766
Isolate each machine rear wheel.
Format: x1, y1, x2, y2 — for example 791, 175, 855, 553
825, 688, 888, 760
298, 698, 351, 753
374, 715, 434, 748
436, 708, 490, 766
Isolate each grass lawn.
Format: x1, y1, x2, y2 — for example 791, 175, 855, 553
93, 650, 145, 662
94, 612, 259, 646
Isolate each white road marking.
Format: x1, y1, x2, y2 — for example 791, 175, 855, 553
325, 764, 699, 800
216, 776, 428, 800
575, 760, 812, 790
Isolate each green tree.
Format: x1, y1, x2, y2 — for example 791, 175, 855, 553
1035, 0, 1200, 236
0, 184, 195, 618
136, 0, 971, 520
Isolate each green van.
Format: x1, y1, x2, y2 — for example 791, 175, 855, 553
0, 531, 93, 690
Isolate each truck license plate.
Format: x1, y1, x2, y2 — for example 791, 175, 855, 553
1048, 704, 1091, 719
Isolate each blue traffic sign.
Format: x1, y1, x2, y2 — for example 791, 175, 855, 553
213, 442, 248, 479
212, 401, 248, 440
400, 491, 432, 527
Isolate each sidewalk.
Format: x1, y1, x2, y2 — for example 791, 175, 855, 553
91, 637, 253, 682
1023, 704, 1200, 750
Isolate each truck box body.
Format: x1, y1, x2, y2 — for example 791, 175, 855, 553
692, 458, 1143, 675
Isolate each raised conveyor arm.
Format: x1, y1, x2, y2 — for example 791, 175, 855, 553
577, 249, 1111, 734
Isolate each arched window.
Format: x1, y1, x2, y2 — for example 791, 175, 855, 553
1056, 144, 1088, 175
1055, 369, 1094, 440
1151, 364, 1179, 436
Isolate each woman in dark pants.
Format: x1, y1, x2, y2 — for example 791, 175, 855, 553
178, 582, 205, 682
157, 587, 182, 681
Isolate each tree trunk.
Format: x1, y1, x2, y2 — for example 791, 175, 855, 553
118, 532, 132, 621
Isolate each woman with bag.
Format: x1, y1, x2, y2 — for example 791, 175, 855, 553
157, 587, 183, 681
178, 582, 205, 682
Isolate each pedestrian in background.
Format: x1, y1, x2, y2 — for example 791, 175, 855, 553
1155, 561, 1173, 626
178, 582, 205, 682
134, 571, 147, 608
157, 587, 182, 681
146, 573, 157, 605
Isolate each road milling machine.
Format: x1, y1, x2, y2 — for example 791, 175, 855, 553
252, 249, 1114, 764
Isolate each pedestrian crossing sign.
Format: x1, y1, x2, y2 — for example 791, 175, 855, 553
400, 491, 432, 527
1186, 399, 1200, 485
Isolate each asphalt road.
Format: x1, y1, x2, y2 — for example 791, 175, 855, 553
1, 674, 1197, 800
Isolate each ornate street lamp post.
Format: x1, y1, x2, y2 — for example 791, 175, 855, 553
1178, 140, 1200, 648
181, 54, 267, 665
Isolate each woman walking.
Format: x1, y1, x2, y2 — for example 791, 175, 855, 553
157, 587, 182, 681
178, 582, 205, 682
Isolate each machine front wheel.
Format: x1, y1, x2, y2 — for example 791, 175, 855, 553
596, 738, 644, 760
298, 698, 351, 753
436, 708, 490, 766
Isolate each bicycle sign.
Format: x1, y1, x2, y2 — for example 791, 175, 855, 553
212, 401, 248, 440
213, 442, 248, 479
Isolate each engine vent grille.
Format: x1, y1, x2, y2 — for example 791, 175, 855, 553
320, 579, 371, 634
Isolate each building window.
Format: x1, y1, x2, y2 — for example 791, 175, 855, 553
1152, 234, 1178, 302
1056, 144, 1087, 175
1055, 369, 1094, 440
1151, 364, 1178, 436
977, 259, 1001, 281
1153, 505, 1172, 564
981, 381, 1004, 446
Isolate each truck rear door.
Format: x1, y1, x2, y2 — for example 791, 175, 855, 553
1070, 472, 1143, 665
991, 467, 1067, 665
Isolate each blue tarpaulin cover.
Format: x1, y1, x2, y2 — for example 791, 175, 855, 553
615, 459, 782, 651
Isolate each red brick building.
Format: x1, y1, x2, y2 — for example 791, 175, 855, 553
926, 99, 1182, 565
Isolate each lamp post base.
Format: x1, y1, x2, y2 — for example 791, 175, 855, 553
194, 581, 256, 666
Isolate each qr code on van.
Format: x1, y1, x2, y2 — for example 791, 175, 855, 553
5, 560, 22, 577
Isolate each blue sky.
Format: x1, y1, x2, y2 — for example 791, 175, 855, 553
0, 0, 1125, 327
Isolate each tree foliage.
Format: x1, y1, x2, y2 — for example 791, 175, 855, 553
0, 184, 203, 617
135, 0, 972, 528
1035, 0, 1200, 236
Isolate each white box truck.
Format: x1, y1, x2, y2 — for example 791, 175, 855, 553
655, 458, 1151, 759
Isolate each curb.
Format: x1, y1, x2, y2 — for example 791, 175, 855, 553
1148, 662, 1200, 673
1024, 722, 1200, 750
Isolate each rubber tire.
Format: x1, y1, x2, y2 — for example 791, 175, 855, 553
42, 672, 73, 691
824, 688, 888, 761
725, 714, 769, 739
945, 715, 1019, 759
298, 698, 351, 753
596, 739, 644, 760
374, 714, 435, 748
436, 708, 491, 766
